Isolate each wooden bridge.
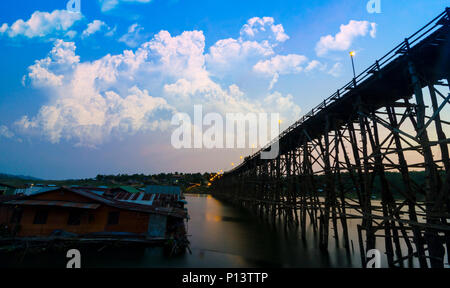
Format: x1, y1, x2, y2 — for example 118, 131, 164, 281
211, 8, 450, 268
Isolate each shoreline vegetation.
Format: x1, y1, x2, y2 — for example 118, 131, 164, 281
0, 171, 439, 200
0, 172, 214, 193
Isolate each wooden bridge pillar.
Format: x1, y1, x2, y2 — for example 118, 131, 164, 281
334, 126, 350, 250
429, 81, 450, 265
364, 112, 396, 266
408, 58, 445, 268
386, 105, 425, 267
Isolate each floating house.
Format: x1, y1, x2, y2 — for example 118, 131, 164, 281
0, 186, 188, 251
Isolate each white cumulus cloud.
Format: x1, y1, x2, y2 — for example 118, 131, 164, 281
0, 24, 8, 33
253, 54, 308, 75
264, 92, 301, 122
240, 17, 289, 43
0, 125, 14, 139
20, 39, 175, 146
18, 18, 315, 147
0, 10, 82, 39
327, 62, 344, 77
82, 20, 108, 38
206, 17, 289, 74
119, 23, 149, 47
253, 54, 321, 90
26, 40, 79, 87
315, 20, 377, 56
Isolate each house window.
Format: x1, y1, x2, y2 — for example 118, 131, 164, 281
107, 211, 120, 225
33, 210, 48, 224
67, 211, 82, 226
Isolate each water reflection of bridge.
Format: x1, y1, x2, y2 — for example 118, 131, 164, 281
212, 8, 450, 268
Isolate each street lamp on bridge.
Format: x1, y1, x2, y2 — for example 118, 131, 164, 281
350, 51, 356, 79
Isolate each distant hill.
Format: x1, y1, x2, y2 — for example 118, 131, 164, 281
0, 173, 41, 181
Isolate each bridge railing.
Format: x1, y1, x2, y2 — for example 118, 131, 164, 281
229, 8, 449, 174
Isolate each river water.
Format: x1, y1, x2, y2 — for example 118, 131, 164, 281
178, 194, 361, 268
3, 194, 445, 268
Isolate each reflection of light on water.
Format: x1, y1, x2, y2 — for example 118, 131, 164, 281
205, 194, 223, 217
205, 213, 222, 222
184, 195, 446, 268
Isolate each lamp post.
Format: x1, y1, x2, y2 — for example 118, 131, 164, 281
350, 51, 356, 79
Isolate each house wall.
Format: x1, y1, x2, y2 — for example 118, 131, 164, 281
0, 205, 13, 224
15, 205, 152, 237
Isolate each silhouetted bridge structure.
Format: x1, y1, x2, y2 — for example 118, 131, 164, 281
212, 8, 450, 268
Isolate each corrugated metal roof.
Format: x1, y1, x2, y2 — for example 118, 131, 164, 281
89, 190, 105, 196
68, 188, 187, 218
145, 185, 181, 195
70, 187, 108, 196
14, 187, 59, 196
118, 186, 142, 194
5, 200, 101, 209
113, 191, 154, 206
7, 187, 187, 219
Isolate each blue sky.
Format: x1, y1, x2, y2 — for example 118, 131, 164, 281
0, 0, 448, 179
